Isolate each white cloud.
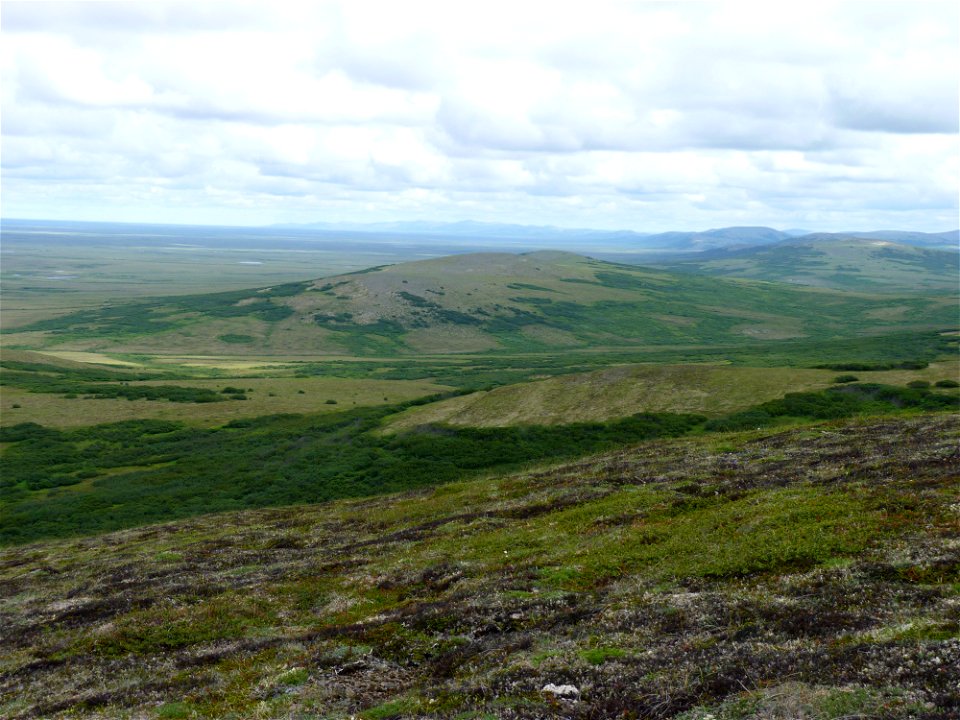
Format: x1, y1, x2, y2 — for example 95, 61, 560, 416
1, 0, 957, 231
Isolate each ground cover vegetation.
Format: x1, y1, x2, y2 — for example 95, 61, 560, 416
0, 351, 449, 428
0, 359, 228, 403
289, 330, 957, 391
1, 381, 956, 547
650, 237, 960, 293
3, 252, 955, 357
4, 331, 954, 430
0, 413, 956, 718
383, 358, 958, 431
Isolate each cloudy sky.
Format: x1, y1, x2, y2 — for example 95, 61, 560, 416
2, 1, 958, 232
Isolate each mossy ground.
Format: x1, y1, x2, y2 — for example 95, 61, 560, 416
1, 413, 957, 719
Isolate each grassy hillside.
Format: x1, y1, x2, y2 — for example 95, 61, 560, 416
1, 413, 956, 719
385, 360, 960, 431
4, 251, 956, 356
652, 237, 960, 292
2, 380, 956, 547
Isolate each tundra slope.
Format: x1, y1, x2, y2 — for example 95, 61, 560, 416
650, 237, 960, 292
384, 360, 959, 431
5, 251, 955, 356
1, 413, 957, 719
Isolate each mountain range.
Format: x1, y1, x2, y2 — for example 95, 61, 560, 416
276, 220, 959, 252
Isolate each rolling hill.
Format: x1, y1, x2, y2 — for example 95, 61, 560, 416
384, 360, 959, 431
650, 236, 960, 292
833, 229, 959, 250
638, 225, 791, 251
4, 250, 956, 357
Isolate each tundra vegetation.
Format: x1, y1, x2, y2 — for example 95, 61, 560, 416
0, 415, 957, 718
0, 238, 958, 718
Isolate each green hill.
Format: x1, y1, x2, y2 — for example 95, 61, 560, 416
384, 360, 959, 431
4, 251, 956, 356
652, 236, 960, 292
2, 413, 956, 719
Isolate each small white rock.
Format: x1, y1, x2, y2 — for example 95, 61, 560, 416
542, 683, 579, 698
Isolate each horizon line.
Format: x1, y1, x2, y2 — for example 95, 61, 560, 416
2, 216, 958, 236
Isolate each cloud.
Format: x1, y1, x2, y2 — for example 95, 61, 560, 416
0, 1, 270, 33
1, 0, 957, 231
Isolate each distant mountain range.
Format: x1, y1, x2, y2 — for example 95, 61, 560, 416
274, 220, 959, 253
272, 219, 655, 248
639, 226, 790, 251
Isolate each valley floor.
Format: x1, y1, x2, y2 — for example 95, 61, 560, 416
1, 412, 958, 719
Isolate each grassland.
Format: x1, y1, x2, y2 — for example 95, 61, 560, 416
4, 251, 956, 357
1, 413, 956, 719
0, 350, 451, 428
6, 330, 955, 430
1, 376, 450, 429
385, 360, 960, 430
652, 237, 960, 292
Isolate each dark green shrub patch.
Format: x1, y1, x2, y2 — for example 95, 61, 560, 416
2, 381, 954, 546
74, 384, 223, 403
0, 404, 700, 546
705, 383, 958, 431
4, 285, 296, 338
217, 334, 254, 344
0, 360, 222, 403
0, 422, 63, 442
0, 359, 161, 383
258, 281, 312, 298
814, 360, 930, 371
505, 282, 556, 292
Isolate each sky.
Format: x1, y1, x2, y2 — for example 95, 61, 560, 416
1, 1, 958, 232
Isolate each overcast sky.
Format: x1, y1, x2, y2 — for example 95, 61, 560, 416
2, 1, 958, 232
